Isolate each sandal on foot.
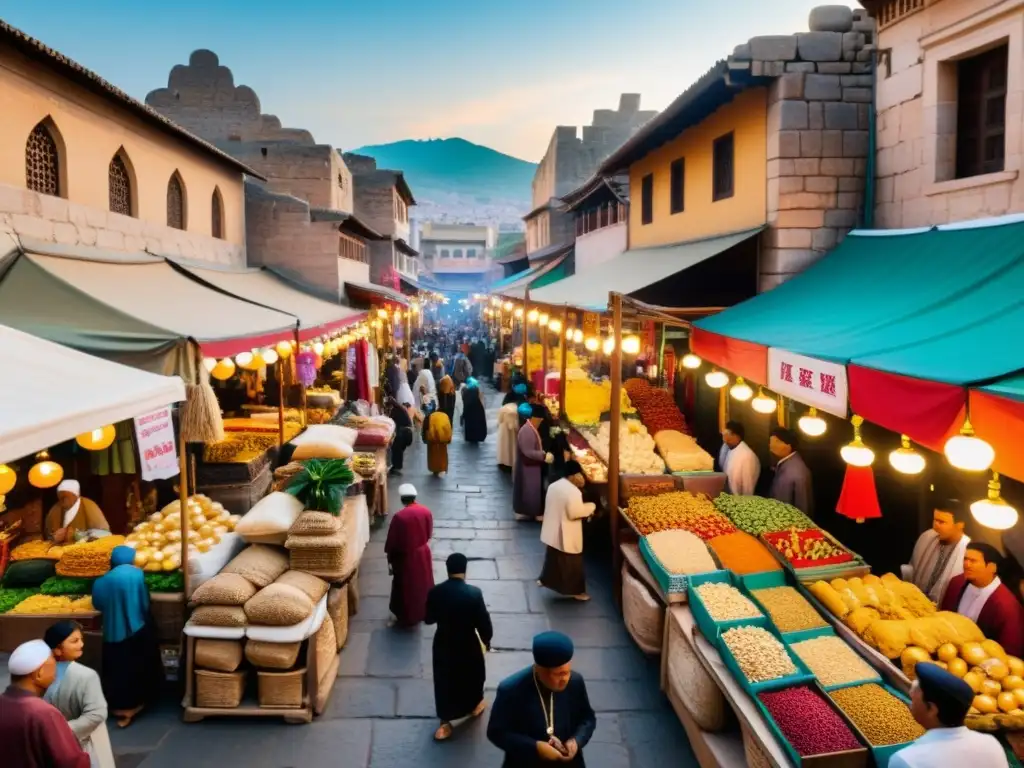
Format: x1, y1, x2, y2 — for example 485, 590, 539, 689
472, 700, 487, 717
434, 723, 454, 741
573, 593, 591, 602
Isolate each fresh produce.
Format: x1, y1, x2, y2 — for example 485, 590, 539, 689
643, 529, 717, 575
285, 458, 356, 515
569, 445, 607, 483
808, 573, 935, 625
759, 686, 863, 756
625, 492, 735, 539
125, 494, 240, 573
40, 576, 93, 595
56, 536, 127, 577
0, 587, 39, 613
653, 430, 713, 472
722, 625, 798, 683
580, 422, 664, 475
564, 371, 634, 425
828, 684, 925, 746
764, 528, 853, 567
708, 531, 782, 574
351, 452, 378, 478
694, 582, 763, 622
792, 635, 878, 687
204, 423, 303, 463
752, 586, 828, 633
623, 378, 688, 435
10, 539, 63, 562
714, 494, 816, 536
6, 593, 93, 615
145, 571, 185, 593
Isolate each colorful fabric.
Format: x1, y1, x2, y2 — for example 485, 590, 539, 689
90, 547, 149, 643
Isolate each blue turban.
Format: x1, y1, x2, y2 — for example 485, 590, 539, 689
513, 382, 528, 395
916, 662, 974, 724
517, 402, 534, 419
466, 377, 479, 389
533, 631, 574, 667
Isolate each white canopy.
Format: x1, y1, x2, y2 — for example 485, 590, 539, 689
1, 324, 186, 463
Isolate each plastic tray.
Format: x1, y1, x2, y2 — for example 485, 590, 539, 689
716, 621, 816, 696
762, 529, 856, 568
783, 627, 883, 691
687, 570, 768, 644
638, 535, 717, 596
825, 683, 919, 768
741, 570, 833, 642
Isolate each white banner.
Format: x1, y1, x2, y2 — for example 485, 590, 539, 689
133, 406, 179, 482
767, 348, 848, 418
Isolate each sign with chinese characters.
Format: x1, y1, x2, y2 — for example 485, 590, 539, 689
767, 348, 849, 418
133, 407, 179, 482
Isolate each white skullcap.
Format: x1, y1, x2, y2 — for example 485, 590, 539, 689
57, 479, 80, 495
399, 484, 417, 498
9, 639, 52, 676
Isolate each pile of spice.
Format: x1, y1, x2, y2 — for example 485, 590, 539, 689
828, 684, 924, 746
707, 531, 782, 574
693, 583, 763, 622
752, 586, 828, 633
759, 686, 862, 756
722, 625, 797, 684
791, 635, 878, 688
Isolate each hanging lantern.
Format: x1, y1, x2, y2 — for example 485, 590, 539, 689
76, 425, 116, 451
836, 464, 883, 524
971, 472, 1019, 530
538, 312, 549, 326
28, 451, 63, 489
261, 347, 279, 366
503, 301, 513, 311
394, 309, 403, 322
682, 353, 702, 370
889, 435, 925, 475
202, 357, 217, 372
527, 309, 539, 324
584, 337, 599, 352
490, 297, 500, 307
751, 388, 777, 414
514, 307, 524, 319
573, 329, 583, 344
705, 369, 728, 389
549, 319, 562, 333
602, 336, 615, 355
377, 308, 388, 319
295, 351, 318, 387
622, 335, 641, 355
0, 464, 16, 495
730, 377, 753, 402
412, 303, 420, 314
943, 416, 995, 472
840, 415, 875, 467
210, 358, 236, 381
235, 351, 254, 368
275, 340, 293, 360
313, 341, 325, 356
798, 407, 827, 437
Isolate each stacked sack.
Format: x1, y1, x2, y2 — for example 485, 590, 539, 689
285, 511, 346, 580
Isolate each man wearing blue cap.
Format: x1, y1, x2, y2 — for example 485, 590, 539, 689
487, 631, 596, 765
890, 662, 1008, 767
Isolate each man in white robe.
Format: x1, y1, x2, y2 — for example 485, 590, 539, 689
717, 421, 760, 496
901, 499, 970, 604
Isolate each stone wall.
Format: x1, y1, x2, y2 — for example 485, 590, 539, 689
0, 181, 244, 265
728, 5, 877, 290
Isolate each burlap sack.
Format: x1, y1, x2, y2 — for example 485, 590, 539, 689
244, 583, 315, 626
191, 605, 247, 627
285, 531, 346, 550
275, 570, 329, 602
272, 462, 306, 493
194, 638, 244, 672
221, 544, 290, 588
314, 616, 337, 685
665, 610, 728, 732
288, 511, 342, 536
190, 573, 258, 606
347, 571, 360, 616
245, 639, 302, 670
622, 567, 664, 653
327, 586, 349, 650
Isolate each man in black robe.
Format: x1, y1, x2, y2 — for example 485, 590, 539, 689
425, 553, 493, 741
487, 631, 596, 766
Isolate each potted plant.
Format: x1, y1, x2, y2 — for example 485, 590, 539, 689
284, 459, 354, 515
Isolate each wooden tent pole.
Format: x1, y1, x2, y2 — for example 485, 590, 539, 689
404, 311, 412, 370
178, 422, 190, 598
559, 305, 569, 419
541, 319, 549, 386
523, 288, 531, 382
609, 292, 623, 610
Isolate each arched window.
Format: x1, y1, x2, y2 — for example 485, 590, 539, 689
211, 187, 224, 239
108, 150, 133, 216
167, 172, 186, 230
25, 120, 61, 197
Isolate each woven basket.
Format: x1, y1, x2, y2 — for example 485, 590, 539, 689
195, 668, 246, 708
665, 611, 728, 732
272, 462, 306, 492
327, 586, 349, 650
314, 618, 337, 684
257, 667, 305, 708
289, 512, 341, 535
289, 544, 346, 574
741, 722, 772, 768
194, 639, 244, 673
245, 639, 301, 670
347, 571, 360, 616
622, 566, 664, 653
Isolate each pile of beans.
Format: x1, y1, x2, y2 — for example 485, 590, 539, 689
694, 583, 763, 622
752, 586, 828, 633
714, 494, 816, 536
722, 625, 797, 683
759, 686, 862, 756
791, 635, 878, 687
828, 684, 925, 746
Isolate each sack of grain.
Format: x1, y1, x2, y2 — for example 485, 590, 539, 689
234, 492, 304, 545
665, 610, 728, 732
245, 639, 302, 670
287, 531, 346, 578
190, 573, 258, 606
622, 567, 664, 653
190, 605, 247, 627
244, 583, 315, 626
314, 616, 337, 684
194, 638, 244, 672
288, 512, 342, 536
221, 544, 290, 588
275, 570, 329, 602
327, 586, 349, 650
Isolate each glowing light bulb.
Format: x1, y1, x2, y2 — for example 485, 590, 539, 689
889, 435, 926, 475
840, 415, 875, 466
730, 377, 753, 401
538, 313, 549, 326
549, 319, 562, 333
203, 357, 217, 372
573, 329, 583, 344
971, 472, 1019, 530
798, 408, 827, 437
602, 337, 615, 355
682, 353, 702, 370
751, 388, 777, 414
261, 348, 279, 366
705, 369, 728, 388
584, 337, 599, 352
234, 351, 254, 368
503, 301, 513, 311
621, 335, 641, 355
943, 417, 995, 472
527, 309, 539, 323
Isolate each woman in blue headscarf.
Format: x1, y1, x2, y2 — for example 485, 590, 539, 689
502, 380, 529, 407
90, 546, 162, 727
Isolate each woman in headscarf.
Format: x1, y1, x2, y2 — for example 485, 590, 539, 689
416, 367, 438, 409
461, 379, 488, 444
90, 546, 163, 727
538, 461, 596, 601
502, 381, 529, 407
385, 356, 404, 397
513, 403, 552, 521
437, 376, 457, 424
43, 620, 116, 768
496, 400, 520, 471
422, 405, 453, 476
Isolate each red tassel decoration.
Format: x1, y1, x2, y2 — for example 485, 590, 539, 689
835, 464, 882, 523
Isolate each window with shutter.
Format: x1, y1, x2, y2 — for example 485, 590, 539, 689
108, 152, 133, 216
956, 44, 1008, 179
26, 122, 61, 197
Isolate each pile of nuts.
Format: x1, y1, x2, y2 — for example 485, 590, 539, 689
627, 491, 736, 539
752, 586, 828, 633
759, 686, 862, 756
791, 635, 878, 688
714, 493, 816, 536
694, 583, 763, 622
722, 625, 797, 683
828, 684, 924, 745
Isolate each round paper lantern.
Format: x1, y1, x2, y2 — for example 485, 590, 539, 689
0, 464, 16, 495
503, 301, 513, 311
971, 473, 1019, 530
944, 417, 995, 472
235, 351, 254, 368
261, 347, 279, 366
602, 337, 615, 355
730, 377, 753, 402
275, 340, 293, 360
312, 341, 325, 356
840, 415, 875, 467
514, 308, 524, 319
573, 329, 583, 344
538, 313, 549, 326
705, 370, 729, 389
202, 357, 217, 372
682, 353, 702, 370
76, 425, 116, 451
527, 309, 539, 324
751, 389, 777, 414
889, 435, 926, 475
28, 452, 63, 489
564, 327, 573, 341
210, 358, 236, 381
622, 335, 641, 355
798, 408, 827, 437
584, 337, 599, 352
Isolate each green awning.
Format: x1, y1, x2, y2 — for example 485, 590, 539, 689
983, 373, 1024, 402
490, 264, 541, 291
530, 257, 571, 290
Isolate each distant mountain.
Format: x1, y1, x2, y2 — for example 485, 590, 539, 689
349, 138, 535, 228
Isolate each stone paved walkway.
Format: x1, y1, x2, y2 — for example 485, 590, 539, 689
4, 386, 697, 767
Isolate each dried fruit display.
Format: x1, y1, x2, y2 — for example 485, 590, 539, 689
56, 536, 127, 577
714, 494, 816, 536
579, 422, 664, 475
623, 378, 688, 435
722, 625, 798, 683
124, 494, 240, 573
625, 491, 736, 539
10, 539, 63, 562
6, 593, 94, 615
764, 528, 854, 567
759, 686, 862, 756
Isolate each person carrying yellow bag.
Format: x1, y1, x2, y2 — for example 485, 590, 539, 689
422, 407, 453, 476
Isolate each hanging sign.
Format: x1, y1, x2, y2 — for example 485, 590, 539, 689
583, 312, 600, 338
133, 407, 179, 482
767, 348, 849, 418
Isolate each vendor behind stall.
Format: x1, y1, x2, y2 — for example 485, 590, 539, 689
901, 499, 970, 604
45, 480, 109, 544
940, 543, 1024, 658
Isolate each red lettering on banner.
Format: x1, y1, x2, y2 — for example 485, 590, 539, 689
143, 440, 174, 462
798, 368, 813, 388
780, 362, 793, 382
820, 373, 837, 397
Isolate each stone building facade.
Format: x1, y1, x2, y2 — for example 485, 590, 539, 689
864, 0, 1024, 227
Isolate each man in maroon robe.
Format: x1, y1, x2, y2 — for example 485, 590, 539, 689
940, 542, 1024, 658
0, 639, 90, 768
385, 483, 435, 626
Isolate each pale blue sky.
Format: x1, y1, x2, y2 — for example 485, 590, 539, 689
0, 0, 860, 161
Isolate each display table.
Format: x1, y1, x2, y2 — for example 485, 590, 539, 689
357, 448, 389, 519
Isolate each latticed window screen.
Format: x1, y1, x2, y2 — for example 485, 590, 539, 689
167, 175, 184, 229
108, 154, 132, 215
211, 191, 223, 239
26, 123, 60, 197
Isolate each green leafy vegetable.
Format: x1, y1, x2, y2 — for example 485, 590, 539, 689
0, 587, 40, 613
40, 576, 94, 595
285, 458, 354, 515
144, 571, 184, 593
